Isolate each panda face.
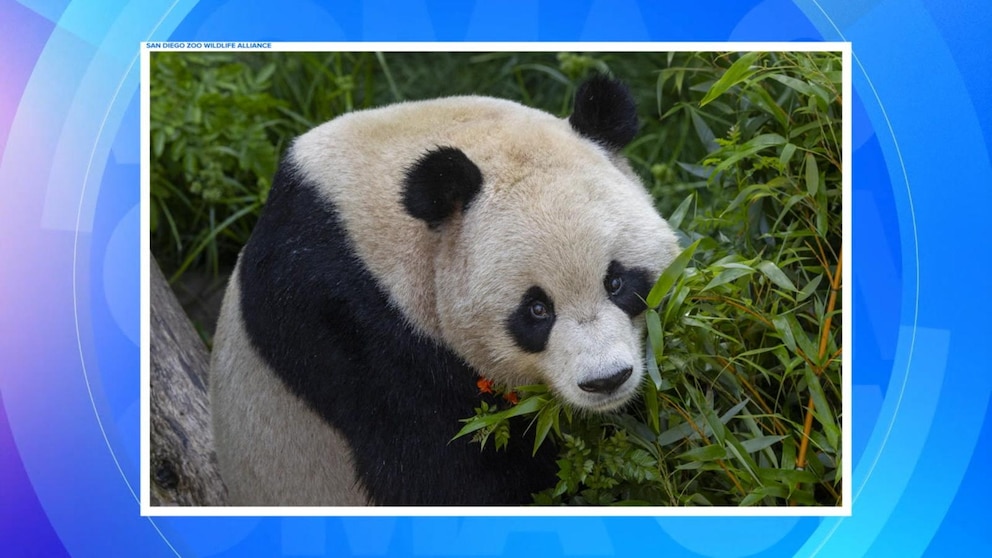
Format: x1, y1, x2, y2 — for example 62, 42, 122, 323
431, 150, 676, 411
293, 75, 680, 413
504, 259, 658, 411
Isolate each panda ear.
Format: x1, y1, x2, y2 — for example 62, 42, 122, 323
568, 74, 639, 151
402, 146, 484, 228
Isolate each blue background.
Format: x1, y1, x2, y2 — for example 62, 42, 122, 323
0, 0, 989, 556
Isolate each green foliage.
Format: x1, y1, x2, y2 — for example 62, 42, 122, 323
150, 51, 580, 280
150, 52, 290, 280
151, 51, 843, 506
455, 52, 844, 507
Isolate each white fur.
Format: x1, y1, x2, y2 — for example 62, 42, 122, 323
290, 95, 680, 412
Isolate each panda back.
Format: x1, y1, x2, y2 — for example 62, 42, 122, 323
210, 266, 369, 506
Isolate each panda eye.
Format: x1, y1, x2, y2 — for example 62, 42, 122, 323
605, 260, 654, 317
605, 274, 624, 296
530, 300, 550, 319
508, 286, 556, 353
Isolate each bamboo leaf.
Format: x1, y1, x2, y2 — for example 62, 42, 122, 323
720, 399, 751, 423
700, 52, 761, 107
255, 62, 277, 86
790, 315, 820, 362
703, 267, 753, 291
773, 315, 797, 352
658, 421, 695, 446
804, 366, 838, 450
709, 134, 787, 175
725, 434, 760, 483
678, 444, 727, 462
647, 239, 701, 308
724, 179, 788, 213
741, 435, 787, 454
701, 404, 726, 445
645, 332, 664, 391
757, 467, 817, 485
768, 73, 813, 96
495, 394, 547, 419
532, 404, 556, 456
668, 193, 694, 231
689, 108, 718, 152
740, 485, 789, 506
643, 374, 660, 435
745, 86, 788, 128
780, 143, 798, 167
805, 152, 820, 196
452, 396, 546, 441
645, 308, 664, 362
757, 260, 798, 291
677, 161, 713, 179
663, 283, 689, 327
798, 274, 824, 302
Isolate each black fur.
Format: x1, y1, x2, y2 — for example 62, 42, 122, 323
402, 146, 483, 228
605, 260, 653, 317
569, 75, 639, 151
237, 158, 556, 506
506, 286, 556, 353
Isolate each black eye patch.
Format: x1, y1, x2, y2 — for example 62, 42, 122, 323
605, 260, 653, 317
506, 286, 556, 353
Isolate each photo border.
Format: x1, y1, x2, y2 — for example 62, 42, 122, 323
140, 41, 852, 518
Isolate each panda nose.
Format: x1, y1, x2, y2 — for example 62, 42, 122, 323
578, 367, 633, 394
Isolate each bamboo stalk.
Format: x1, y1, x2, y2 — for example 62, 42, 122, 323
794, 248, 842, 502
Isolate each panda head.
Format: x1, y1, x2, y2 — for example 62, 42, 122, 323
402, 76, 679, 412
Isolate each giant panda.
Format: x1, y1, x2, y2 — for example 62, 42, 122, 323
209, 75, 680, 506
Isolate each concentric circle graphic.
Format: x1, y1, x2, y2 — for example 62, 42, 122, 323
1, 1, 989, 557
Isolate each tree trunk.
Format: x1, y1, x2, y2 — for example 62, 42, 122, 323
149, 258, 228, 506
